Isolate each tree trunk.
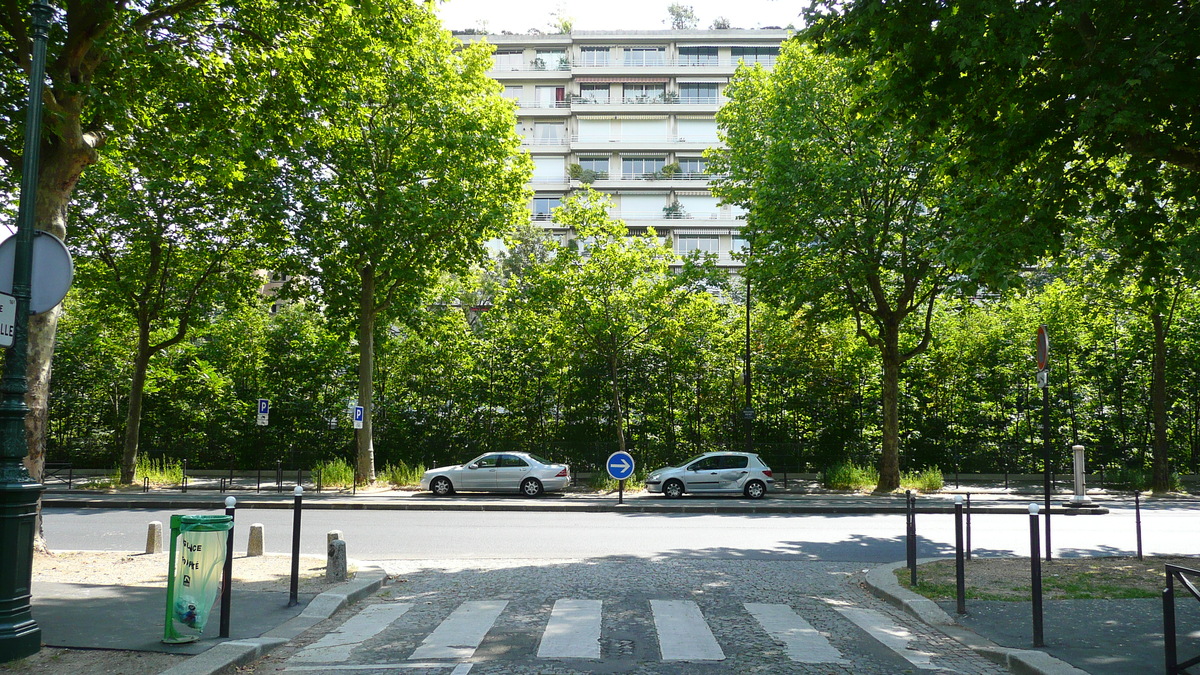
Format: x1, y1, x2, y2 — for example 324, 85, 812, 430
119, 335, 154, 484
609, 356, 625, 453
355, 266, 377, 483
1150, 310, 1170, 493
876, 329, 902, 492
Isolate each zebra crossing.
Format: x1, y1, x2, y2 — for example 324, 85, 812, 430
283, 596, 958, 672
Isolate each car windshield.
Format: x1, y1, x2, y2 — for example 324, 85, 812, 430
526, 454, 554, 465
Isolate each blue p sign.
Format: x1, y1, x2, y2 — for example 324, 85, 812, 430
257, 399, 269, 415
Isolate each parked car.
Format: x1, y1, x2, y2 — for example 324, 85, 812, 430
645, 452, 774, 499
420, 452, 571, 497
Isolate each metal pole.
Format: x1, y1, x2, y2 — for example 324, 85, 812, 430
220, 497, 235, 638
618, 478, 624, 505
1029, 503, 1044, 647
965, 492, 972, 561
1135, 490, 1143, 561
181, 459, 188, 493
1164, 571, 1177, 675
906, 490, 917, 586
744, 273, 752, 454
1043, 381, 1052, 561
0, 2, 52, 660
954, 495, 966, 615
288, 486, 303, 607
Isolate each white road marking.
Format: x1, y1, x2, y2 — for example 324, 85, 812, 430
289, 602, 413, 663
287, 665, 469, 672
835, 606, 947, 670
409, 600, 508, 660
745, 603, 849, 664
650, 599, 725, 661
538, 599, 602, 658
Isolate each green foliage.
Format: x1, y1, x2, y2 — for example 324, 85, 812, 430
588, 470, 646, 492
900, 467, 944, 493
313, 458, 356, 488
821, 463, 879, 491
136, 456, 184, 485
380, 462, 427, 487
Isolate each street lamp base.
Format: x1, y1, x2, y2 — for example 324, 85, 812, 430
1064, 496, 1096, 508
0, 479, 43, 663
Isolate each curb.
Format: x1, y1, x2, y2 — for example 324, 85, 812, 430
157, 561, 388, 675
864, 559, 1090, 675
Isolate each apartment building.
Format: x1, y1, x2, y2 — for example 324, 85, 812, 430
464, 29, 789, 267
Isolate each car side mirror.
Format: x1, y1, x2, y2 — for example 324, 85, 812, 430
467, 463, 478, 470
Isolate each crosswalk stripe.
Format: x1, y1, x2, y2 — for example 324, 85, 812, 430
745, 603, 848, 664
409, 600, 508, 661
834, 606, 943, 670
538, 599, 602, 659
289, 602, 413, 663
651, 599, 725, 661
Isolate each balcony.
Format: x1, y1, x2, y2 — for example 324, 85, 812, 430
571, 135, 722, 152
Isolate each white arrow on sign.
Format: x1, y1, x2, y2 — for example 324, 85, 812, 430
609, 458, 631, 473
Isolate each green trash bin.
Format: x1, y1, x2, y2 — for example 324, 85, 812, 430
163, 515, 233, 644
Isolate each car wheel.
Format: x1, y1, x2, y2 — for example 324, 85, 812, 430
520, 477, 544, 497
430, 476, 454, 496
663, 479, 684, 499
744, 480, 766, 500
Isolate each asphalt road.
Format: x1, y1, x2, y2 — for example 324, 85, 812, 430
41, 503, 1200, 562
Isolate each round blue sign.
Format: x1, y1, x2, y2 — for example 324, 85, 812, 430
606, 451, 635, 480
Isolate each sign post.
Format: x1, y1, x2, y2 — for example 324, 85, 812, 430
1036, 325, 1051, 560
606, 451, 635, 505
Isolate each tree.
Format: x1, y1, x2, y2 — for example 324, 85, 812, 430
803, 0, 1200, 175
526, 188, 700, 456
710, 43, 973, 491
70, 74, 283, 482
710, 17, 732, 30
0, 0, 315, 499
667, 3, 699, 30
282, 0, 530, 482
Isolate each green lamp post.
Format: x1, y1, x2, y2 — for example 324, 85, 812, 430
0, 0, 52, 662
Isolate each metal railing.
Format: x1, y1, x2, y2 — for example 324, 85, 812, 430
570, 134, 720, 144
570, 96, 723, 106
1164, 564, 1200, 674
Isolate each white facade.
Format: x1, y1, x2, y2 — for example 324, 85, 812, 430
467, 29, 789, 267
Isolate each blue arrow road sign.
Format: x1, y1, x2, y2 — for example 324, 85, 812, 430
606, 451, 635, 480
258, 399, 269, 415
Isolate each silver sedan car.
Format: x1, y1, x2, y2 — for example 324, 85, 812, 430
420, 452, 571, 497
645, 451, 774, 499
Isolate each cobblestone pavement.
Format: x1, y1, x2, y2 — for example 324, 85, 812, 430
250, 558, 1008, 674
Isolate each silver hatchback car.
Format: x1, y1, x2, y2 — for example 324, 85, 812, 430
645, 452, 774, 499
420, 452, 571, 497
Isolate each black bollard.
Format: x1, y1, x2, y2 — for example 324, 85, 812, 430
906, 490, 917, 586
220, 497, 236, 637
277, 459, 283, 494
182, 459, 188, 493
955, 495, 966, 615
289, 486, 303, 607
965, 492, 973, 561
1029, 503, 1045, 647
1135, 490, 1144, 561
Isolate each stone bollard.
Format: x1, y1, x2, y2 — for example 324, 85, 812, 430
146, 521, 163, 554
248, 523, 265, 557
327, 530, 343, 547
327, 538, 347, 583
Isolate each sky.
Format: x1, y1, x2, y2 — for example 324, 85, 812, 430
434, 0, 802, 34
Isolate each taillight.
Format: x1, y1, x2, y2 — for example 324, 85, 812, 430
556, 468, 568, 477
762, 470, 773, 478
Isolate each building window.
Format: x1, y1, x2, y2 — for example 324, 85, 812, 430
579, 47, 611, 66
678, 157, 708, 178
678, 235, 720, 254
578, 84, 610, 104
622, 157, 666, 179
624, 47, 666, 66
533, 197, 562, 220
623, 83, 665, 103
494, 52, 524, 70
502, 85, 522, 101
679, 83, 719, 104
678, 46, 718, 66
534, 50, 569, 70
578, 157, 610, 179
535, 86, 566, 108
732, 236, 750, 253
732, 46, 779, 65
533, 122, 565, 144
